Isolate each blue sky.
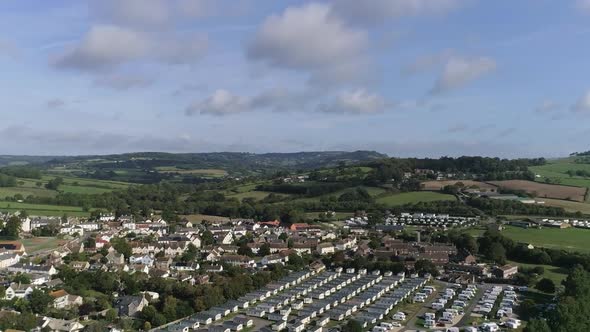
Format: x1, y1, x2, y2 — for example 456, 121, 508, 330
1, 0, 590, 157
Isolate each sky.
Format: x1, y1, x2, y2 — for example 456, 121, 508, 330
1, 0, 590, 158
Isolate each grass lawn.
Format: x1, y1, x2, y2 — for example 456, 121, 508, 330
507, 260, 568, 284
376, 191, 456, 207
500, 225, 590, 253
21, 237, 66, 253
0, 201, 90, 217
179, 214, 231, 223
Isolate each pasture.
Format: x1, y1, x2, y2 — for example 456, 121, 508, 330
376, 191, 456, 207
0, 201, 90, 217
421, 180, 497, 191
22, 237, 66, 253
499, 225, 590, 253
488, 180, 587, 202
530, 158, 590, 189
227, 191, 284, 201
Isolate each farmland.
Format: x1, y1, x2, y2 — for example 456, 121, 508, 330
420, 180, 497, 191
0, 175, 130, 200
22, 237, 66, 254
488, 180, 587, 202
0, 201, 90, 217
154, 166, 228, 178
541, 198, 590, 214
376, 191, 456, 207
530, 158, 590, 189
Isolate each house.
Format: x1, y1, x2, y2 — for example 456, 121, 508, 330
69, 261, 90, 271
115, 295, 149, 316
0, 241, 26, 255
8, 263, 57, 276
261, 254, 288, 266
493, 265, 518, 279
4, 283, 35, 300
106, 251, 125, 265
41, 317, 84, 332
0, 253, 21, 268
129, 254, 154, 266
316, 243, 335, 255
50, 289, 84, 309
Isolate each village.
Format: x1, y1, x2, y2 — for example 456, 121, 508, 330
0, 210, 532, 332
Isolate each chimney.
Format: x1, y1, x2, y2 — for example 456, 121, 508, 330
415, 231, 421, 243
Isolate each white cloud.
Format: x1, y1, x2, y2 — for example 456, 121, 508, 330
94, 73, 155, 90
247, 3, 368, 83
572, 90, 590, 113
402, 50, 454, 76
319, 89, 388, 114
186, 89, 249, 116
53, 25, 150, 70
53, 25, 207, 70
431, 56, 496, 94
331, 0, 462, 24
534, 100, 560, 114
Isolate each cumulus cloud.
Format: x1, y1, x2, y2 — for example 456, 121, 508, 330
431, 56, 496, 94
94, 73, 155, 90
319, 89, 388, 114
53, 25, 207, 71
247, 3, 368, 83
572, 90, 590, 113
53, 25, 151, 70
186, 90, 249, 116
331, 0, 463, 25
46, 98, 66, 109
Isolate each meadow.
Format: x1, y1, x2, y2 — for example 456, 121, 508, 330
468, 225, 590, 253
530, 158, 590, 190
154, 166, 228, 178
0, 201, 90, 217
376, 191, 456, 207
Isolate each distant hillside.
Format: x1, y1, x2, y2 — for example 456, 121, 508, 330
0, 151, 387, 183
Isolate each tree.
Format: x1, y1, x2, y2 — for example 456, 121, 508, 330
536, 278, 556, 293
487, 242, 506, 265
105, 308, 117, 322
2, 215, 22, 238
259, 243, 271, 256
238, 244, 254, 257
414, 259, 439, 277
342, 319, 363, 332
525, 319, 551, 332
29, 289, 52, 314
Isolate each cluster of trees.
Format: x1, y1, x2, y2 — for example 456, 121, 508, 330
0, 215, 22, 238
524, 266, 590, 332
566, 169, 590, 178
45, 177, 63, 190
0, 173, 16, 187
467, 197, 573, 217
0, 166, 42, 179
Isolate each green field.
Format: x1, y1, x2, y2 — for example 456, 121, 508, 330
0, 201, 90, 217
227, 190, 284, 201
154, 166, 228, 177
507, 260, 568, 284
471, 225, 590, 253
21, 237, 66, 253
376, 191, 456, 207
0, 175, 130, 199
530, 158, 590, 190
